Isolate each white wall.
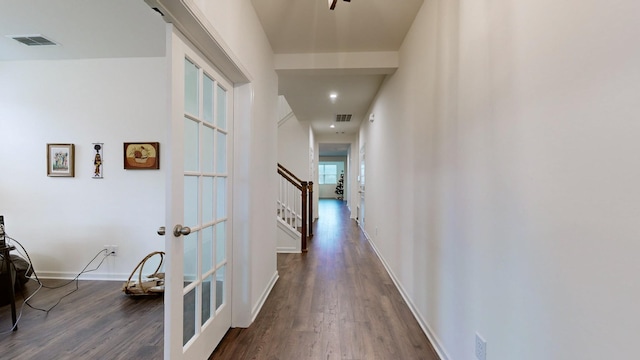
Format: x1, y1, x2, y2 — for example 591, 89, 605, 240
361, 0, 640, 359
278, 102, 310, 178
0, 57, 166, 279
192, 0, 279, 325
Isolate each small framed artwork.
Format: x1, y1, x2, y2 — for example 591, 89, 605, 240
47, 143, 75, 177
124, 142, 160, 170
92, 143, 103, 179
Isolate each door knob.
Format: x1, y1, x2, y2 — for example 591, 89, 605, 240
157, 226, 166, 236
173, 225, 191, 237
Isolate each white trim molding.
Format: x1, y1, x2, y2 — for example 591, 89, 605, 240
364, 232, 451, 360
252, 271, 279, 323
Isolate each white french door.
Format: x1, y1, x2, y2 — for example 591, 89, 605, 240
164, 28, 233, 360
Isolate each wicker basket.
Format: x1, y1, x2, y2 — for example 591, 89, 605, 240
122, 251, 165, 296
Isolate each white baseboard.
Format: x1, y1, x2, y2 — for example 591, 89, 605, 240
277, 247, 301, 253
34, 271, 129, 281
363, 232, 451, 360
251, 270, 279, 322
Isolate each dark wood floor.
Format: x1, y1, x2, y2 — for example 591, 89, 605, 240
211, 199, 439, 360
0, 278, 163, 360
0, 199, 438, 359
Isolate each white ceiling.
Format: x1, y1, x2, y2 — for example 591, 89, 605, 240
0, 0, 165, 60
251, 0, 423, 54
0, 0, 423, 154
278, 72, 386, 136
252, 0, 423, 154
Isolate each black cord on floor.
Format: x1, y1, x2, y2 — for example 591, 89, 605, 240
25, 248, 110, 313
1, 235, 113, 334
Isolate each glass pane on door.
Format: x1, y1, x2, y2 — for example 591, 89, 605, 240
183, 176, 198, 228
216, 84, 226, 129
216, 177, 226, 219
184, 117, 199, 172
202, 274, 213, 325
202, 225, 214, 273
202, 126, 215, 173
203, 75, 214, 124
183, 287, 197, 345
216, 131, 227, 173
202, 177, 214, 224
184, 59, 199, 115
215, 266, 226, 311
215, 221, 225, 266
183, 232, 197, 286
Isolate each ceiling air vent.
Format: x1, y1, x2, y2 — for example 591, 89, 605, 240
9, 35, 58, 46
336, 114, 352, 122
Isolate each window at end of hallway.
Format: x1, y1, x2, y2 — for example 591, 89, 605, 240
319, 164, 337, 184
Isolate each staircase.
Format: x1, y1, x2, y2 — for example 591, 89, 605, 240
277, 163, 313, 253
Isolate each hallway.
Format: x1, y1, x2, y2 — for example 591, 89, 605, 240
211, 199, 438, 359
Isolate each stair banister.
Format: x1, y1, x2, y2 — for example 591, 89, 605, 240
277, 163, 313, 252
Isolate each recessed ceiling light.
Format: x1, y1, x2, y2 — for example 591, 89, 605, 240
330, 124, 336, 128
329, 93, 338, 99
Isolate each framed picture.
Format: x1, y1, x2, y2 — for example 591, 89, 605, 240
124, 142, 160, 170
47, 143, 75, 177
92, 143, 103, 179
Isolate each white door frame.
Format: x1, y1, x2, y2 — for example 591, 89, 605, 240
146, 1, 254, 354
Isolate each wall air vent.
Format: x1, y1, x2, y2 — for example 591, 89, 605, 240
9, 35, 58, 46
336, 114, 352, 122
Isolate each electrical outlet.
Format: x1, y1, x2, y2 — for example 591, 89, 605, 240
475, 333, 487, 360
105, 245, 118, 257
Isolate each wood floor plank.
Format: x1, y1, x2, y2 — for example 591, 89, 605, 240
0, 279, 163, 360
211, 199, 439, 360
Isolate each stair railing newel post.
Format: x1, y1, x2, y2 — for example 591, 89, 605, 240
301, 181, 308, 252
